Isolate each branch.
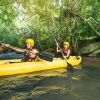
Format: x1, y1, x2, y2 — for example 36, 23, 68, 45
0, 42, 26, 53
66, 10, 100, 36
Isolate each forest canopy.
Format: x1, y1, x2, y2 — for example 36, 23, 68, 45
0, 0, 100, 50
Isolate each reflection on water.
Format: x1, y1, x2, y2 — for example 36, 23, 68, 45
0, 57, 100, 100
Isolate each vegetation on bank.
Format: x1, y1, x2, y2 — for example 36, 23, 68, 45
0, 0, 100, 51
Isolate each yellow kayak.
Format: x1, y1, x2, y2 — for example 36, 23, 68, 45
0, 56, 82, 76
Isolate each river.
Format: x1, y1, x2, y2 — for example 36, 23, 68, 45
0, 57, 100, 100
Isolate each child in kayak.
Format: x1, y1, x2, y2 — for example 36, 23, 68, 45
56, 41, 70, 59
22, 39, 38, 62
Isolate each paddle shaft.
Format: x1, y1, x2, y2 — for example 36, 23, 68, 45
54, 39, 67, 59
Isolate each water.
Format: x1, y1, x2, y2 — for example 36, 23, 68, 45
0, 57, 100, 100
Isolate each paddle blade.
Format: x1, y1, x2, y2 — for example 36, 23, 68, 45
38, 52, 55, 62
67, 62, 74, 72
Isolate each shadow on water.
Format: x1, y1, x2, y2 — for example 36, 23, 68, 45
0, 57, 100, 100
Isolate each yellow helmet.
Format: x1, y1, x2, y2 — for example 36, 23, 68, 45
26, 39, 34, 47
63, 42, 69, 47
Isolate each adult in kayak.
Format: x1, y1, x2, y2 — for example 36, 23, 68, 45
4, 38, 38, 63
56, 41, 71, 59
22, 39, 38, 62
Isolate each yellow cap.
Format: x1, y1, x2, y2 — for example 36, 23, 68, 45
63, 42, 69, 47
26, 39, 34, 47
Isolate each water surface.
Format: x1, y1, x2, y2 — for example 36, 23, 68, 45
0, 57, 100, 100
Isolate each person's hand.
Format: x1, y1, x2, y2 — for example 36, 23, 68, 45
66, 56, 69, 59
63, 56, 66, 59
56, 43, 58, 46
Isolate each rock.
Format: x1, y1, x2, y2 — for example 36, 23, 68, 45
80, 41, 100, 55
89, 49, 100, 57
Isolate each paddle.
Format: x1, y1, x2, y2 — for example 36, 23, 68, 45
54, 38, 74, 71
37, 51, 55, 62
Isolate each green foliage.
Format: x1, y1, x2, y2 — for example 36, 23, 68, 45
0, 0, 99, 50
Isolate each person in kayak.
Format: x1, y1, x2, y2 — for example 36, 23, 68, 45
56, 41, 71, 59
22, 39, 38, 62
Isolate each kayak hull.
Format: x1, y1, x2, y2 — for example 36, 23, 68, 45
0, 56, 82, 76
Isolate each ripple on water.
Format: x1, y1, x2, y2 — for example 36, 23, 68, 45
0, 58, 100, 100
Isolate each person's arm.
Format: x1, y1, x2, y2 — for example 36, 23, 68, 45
56, 43, 61, 52
66, 49, 70, 58
34, 49, 39, 54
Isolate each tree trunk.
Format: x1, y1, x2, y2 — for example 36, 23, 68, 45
0, 43, 26, 53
